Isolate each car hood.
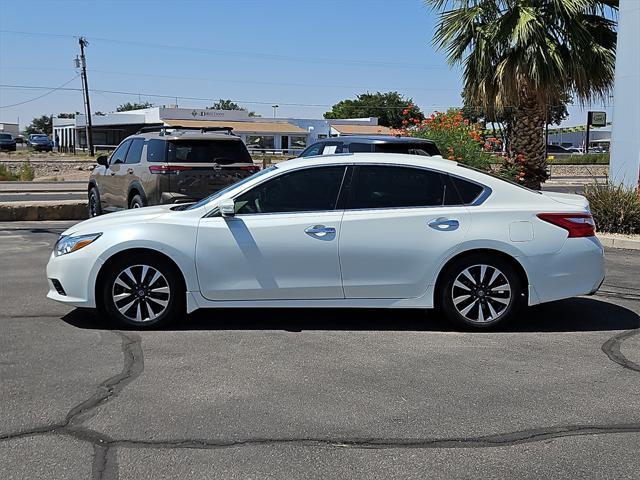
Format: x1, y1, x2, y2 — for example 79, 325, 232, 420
540, 191, 589, 209
62, 205, 175, 236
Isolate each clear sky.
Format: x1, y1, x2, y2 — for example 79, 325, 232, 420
0, 0, 611, 130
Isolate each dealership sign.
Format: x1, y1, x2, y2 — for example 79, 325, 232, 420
588, 111, 607, 127
159, 108, 250, 121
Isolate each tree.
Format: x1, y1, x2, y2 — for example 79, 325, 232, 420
210, 99, 258, 117
324, 92, 423, 128
57, 112, 78, 119
426, 0, 617, 189
116, 102, 153, 112
24, 115, 52, 135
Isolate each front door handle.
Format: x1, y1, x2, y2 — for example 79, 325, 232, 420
305, 225, 336, 238
127, 168, 134, 174
428, 217, 460, 231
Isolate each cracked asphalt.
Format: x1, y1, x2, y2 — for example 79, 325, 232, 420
1, 221, 639, 479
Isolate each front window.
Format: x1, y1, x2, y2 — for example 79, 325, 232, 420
235, 166, 346, 214
245, 135, 275, 151
109, 140, 131, 165
168, 140, 251, 164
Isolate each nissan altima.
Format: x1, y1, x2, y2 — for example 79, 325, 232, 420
46, 153, 605, 329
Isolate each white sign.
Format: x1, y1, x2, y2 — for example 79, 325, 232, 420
159, 108, 250, 121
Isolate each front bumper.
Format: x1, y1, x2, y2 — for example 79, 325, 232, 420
46, 250, 103, 308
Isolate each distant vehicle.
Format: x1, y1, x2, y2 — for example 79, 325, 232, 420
28, 134, 53, 152
88, 125, 259, 216
0, 133, 17, 151
565, 147, 583, 154
14, 135, 25, 145
546, 144, 574, 155
47, 152, 604, 330
299, 135, 441, 158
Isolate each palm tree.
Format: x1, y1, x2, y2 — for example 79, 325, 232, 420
425, 0, 618, 189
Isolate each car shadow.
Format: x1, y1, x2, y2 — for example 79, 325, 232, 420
61, 296, 639, 333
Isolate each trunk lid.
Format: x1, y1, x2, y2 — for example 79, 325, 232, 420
541, 191, 590, 209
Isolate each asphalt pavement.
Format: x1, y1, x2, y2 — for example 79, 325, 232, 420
1, 221, 639, 479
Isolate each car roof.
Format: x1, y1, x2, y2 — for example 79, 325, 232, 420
313, 135, 436, 145
278, 152, 455, 171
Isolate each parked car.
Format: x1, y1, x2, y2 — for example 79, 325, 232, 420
565, 147, 583, 154
546, 144, 574, 155
0, 133, 17, 151
299, 135, 440, 157
47, 152, 604, 330
88, 126, 259, 216
28, 134, 53, 152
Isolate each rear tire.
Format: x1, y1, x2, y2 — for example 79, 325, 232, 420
438, 254, 524, 330
88, 187, 102, 217
129, 194, 145, 209
100, 253, 184, 328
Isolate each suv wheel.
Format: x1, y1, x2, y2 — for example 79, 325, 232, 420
438, 254, 524, 330
101, 254, 184, 328
129, 194, 145, 209
88, 187, 102, 217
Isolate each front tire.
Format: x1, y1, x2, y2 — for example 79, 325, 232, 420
101, 254, 184, 328
438, 254, 524, 330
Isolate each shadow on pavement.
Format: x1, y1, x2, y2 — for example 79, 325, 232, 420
61, 297, 639, 333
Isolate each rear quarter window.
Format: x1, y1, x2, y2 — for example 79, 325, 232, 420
146, 139, 166, 162
447, 176, 485, 204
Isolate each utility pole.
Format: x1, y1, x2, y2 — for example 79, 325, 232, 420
78, 37, 94, 156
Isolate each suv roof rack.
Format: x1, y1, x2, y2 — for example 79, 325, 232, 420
136, 125, 235, 136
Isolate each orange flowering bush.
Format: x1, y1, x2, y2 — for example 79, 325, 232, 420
400, 109, 493, 171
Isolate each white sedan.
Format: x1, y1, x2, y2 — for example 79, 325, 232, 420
46, 153, 605, 329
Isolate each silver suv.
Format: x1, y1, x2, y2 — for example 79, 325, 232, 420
88, 126, 258, 216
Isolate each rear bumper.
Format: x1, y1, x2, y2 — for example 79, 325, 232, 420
525, 236, 605, 305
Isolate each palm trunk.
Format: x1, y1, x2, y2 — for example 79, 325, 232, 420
509, 90, 548, 190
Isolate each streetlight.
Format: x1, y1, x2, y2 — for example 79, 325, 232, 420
272, 104, 279, 118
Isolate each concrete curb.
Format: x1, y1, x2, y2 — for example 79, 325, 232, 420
0, 201, 88, 221
598, 233, 640, 251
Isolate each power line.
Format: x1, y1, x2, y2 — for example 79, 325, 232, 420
0, 76, 80, 108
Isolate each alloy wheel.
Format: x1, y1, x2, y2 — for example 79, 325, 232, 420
111, 264, 170, 323
451, 264, 512, 323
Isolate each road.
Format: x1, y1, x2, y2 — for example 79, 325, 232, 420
1, 221, 639, 479
0, 181, 86, 203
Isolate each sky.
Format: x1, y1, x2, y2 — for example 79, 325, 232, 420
0, 0, 613, 130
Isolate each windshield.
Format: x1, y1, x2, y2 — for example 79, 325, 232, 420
168, 139, 251, 164
458, 164, 542, 194
185, 165, 277, 210
0, 134, 12, 140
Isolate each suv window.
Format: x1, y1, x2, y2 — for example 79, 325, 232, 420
125, 138, 144, 164
235, 166, 346, 214
0, 134, 12, 140
375, 142, 439, 156
110, 140, 131, 165
348, 166, 449, 209
146, 139, 166, 162
348, 143, 373, 153
167, 140, 251, 164
300, 143, 323, 157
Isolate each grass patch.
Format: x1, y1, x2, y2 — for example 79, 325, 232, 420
585, 182, 640, 235
547, 153, 609, 165
0, 161, 35, 181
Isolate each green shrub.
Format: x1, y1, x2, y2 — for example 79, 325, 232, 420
0, 163, 19, 181
585, 183, 640, 235
18, 161, 35, 181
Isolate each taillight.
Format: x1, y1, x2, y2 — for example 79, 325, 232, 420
537, 213, 596, 238
149, 165, 193, 174
239, 165, 260, 173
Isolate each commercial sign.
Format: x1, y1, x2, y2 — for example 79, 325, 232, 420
159, 108, 250, 121
588, 111, 607, 127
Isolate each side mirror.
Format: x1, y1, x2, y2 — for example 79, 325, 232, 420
219, 199, 236, 217
96, 155, 109, 167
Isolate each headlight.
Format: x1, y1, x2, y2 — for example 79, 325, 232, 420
54, 233, 102, 256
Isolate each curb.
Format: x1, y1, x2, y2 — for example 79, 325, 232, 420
0, 201, 88, 221
598, 233, 640, 251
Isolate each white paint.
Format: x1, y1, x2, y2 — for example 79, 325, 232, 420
609, 0, 640, 189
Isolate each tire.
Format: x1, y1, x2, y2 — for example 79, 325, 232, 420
438, 254, 524, 330
100, 253, 184, 328
88, 187, 102, 217
129, 194, 145, 209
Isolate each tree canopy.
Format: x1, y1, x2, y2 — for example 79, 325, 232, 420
25, 115, 52, 135
324, 92, 423, 128
209, 99, 259, 117
116, 102, 154, 112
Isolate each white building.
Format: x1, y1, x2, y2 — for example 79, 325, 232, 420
53, 107, 394, 154
0, 122, 19, 137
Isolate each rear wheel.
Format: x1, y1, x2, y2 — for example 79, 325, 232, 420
101, 254, 184, 328
88, 187, 102, 217
438, 254, 524, 330
129, 194, 145, 209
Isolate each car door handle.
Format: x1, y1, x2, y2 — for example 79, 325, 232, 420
428, 217, 460, 231
305, 225, 336, 237
127, 168, 134, 174
109, 170, 116, 176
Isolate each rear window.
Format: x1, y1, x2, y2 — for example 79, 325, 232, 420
375, 142, 440, 156
167, 140, 251, 164
0, 134, 12, 140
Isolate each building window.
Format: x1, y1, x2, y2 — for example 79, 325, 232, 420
246, 135, 275, 151
290, 136, 307, 150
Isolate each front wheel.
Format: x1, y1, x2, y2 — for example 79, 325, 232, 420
438, 254, 524, 330
101, 254, 184, 328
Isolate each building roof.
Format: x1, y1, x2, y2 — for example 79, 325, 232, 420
330, 124, 394, 135
164, 119, 307, 135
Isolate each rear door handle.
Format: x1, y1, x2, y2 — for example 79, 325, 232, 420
428, 217, 460, 231
305, 225, 336, 237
